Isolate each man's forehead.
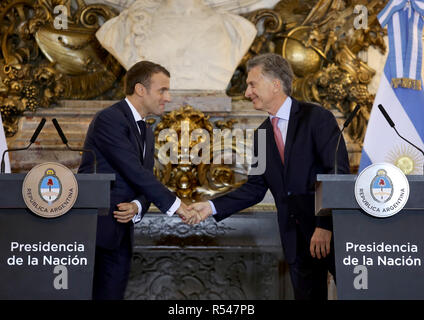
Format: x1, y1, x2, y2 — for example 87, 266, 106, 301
151, 72, 170, 86
247, 66, 264, 82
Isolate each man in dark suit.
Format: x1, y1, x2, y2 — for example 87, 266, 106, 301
78, 61, 192, 300
188, 53, 350, 300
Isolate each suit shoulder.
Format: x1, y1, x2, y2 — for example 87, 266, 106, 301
299, 101, 335, 119
95, 101, 127, 121
298, 100, 323, 111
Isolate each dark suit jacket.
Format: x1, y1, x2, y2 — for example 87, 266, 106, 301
212, 98, 350, 264
78, 100, 176, 250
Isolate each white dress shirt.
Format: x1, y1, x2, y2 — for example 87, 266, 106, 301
269, 96, 292, 144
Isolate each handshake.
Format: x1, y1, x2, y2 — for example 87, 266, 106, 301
176, 201, 213, 225
113, 201, 214, 225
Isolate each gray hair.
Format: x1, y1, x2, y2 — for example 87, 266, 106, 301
246, 53, 294, 96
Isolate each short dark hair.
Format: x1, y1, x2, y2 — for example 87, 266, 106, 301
246, 53, 294, 96
124, 61, 170, 95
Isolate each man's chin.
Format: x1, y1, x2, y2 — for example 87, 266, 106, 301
252, 102, 262, 111
156, 105, 165, 115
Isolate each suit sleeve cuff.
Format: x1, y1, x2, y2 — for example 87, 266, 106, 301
209, 200, 218, 215
166, 197, 181, 216
131, 200, 142, 224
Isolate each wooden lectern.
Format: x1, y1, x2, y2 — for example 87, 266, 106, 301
0, 173, 114, 300
316, 174, 424, 299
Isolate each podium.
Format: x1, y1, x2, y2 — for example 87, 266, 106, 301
316, 174, 424, 299
0, 173, 114, 300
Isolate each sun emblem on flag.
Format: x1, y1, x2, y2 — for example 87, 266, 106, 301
370, 169, 394, 203
38, 168, 62, 205
386, 144, 423, 174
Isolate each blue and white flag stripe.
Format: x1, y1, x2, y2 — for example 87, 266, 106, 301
379, 0, 424, 27
388, 12, 403, 79
407, 12, 422, 79
379, 0, 424, 81
360, 67, 424, 173
360, 0, 424, 174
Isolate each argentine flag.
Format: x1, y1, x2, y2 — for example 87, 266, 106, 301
359, 0, 424, 174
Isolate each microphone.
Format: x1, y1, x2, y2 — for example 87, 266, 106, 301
52, 118, 68, 145
378, 104, 424, 174
52, 118, 97, 174
334, 104, 361, 174
378, 104, 395, 128
30, 118, 47, 144
1, 118, 46, 173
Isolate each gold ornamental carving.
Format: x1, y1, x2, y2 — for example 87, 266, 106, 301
153, 105, 248, 202
0, 0, 122, 136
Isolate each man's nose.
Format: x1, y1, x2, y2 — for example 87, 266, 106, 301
164, 91, 171, 102
245, 86, 252, 99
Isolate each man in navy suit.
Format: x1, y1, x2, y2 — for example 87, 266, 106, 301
78, 61, 192, 300
188, 53, 350, 300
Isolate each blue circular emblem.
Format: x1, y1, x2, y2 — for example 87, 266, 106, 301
38, 169, 62, 205
370, 169, 394, 203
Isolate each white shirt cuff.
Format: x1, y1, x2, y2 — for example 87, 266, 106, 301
132, 200, 142, 224
166, 197, 181, 216
208, 200, 217, 215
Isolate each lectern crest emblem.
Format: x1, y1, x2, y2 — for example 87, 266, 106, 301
39, 168, 62, 205
354, 163, 409, 218
22, 162, 78, 218
370, 169, 393, 203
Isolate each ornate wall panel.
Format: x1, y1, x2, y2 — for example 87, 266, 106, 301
125, 211, 294, 300
126, 251, 281, 300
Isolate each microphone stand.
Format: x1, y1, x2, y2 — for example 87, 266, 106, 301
52, 118, 97, 174
334, 104, 361, 174
378, 104, 424, 175
1, 118, 46, 173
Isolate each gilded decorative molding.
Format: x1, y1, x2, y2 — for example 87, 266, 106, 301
153, 105, 249, 202
0, 0, 122, 136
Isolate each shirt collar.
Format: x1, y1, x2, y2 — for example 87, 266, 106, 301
125, 97, 145, 122
269, 96, 292, 121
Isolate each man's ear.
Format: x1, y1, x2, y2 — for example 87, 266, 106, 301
273, 79, 281, 93
134, 83, 146, 96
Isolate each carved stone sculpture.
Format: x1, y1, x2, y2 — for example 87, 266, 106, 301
95, 0, 257, 90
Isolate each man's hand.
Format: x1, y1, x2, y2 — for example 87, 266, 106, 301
310, 227, 332, 259
114, 202, 138, 223
176, 202, 197, 224
187, 201, 213, 225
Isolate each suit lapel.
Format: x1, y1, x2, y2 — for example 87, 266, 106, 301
284, 98, 301, 174
117, 100, 144, 162
264, 118, 284, 173
144, 124, 155, 169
